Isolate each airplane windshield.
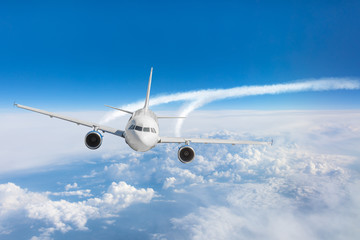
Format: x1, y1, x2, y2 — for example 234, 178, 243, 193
130, 125, 156, 133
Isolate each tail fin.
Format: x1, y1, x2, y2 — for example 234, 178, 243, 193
144, 67, 153, 109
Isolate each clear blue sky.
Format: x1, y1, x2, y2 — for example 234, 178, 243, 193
1, 1, 359, 110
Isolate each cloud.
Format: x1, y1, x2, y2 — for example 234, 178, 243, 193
171, 205, 317, 240
47, 189, 92, 198
170, 180, 360, 240
99, 78, 360, 136
168, 162, 360, 240
88, 181, 155, 216
0, 181, 155, 239
2, 109, 360, 239
0, 111, 132, 174
65, 183, 78, 191
96, 110, 360, 239
104, 163, 130, 179
163, 177, 176, 189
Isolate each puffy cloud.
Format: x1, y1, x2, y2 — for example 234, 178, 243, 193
164, 127, 359, 240
104, 163, 130, 179
2, 109, 360, 239
171, 205, 318, 240
88, 181, 155, 216
0, 181, 155, 238
170, 179, 360, 240
163, 177, 176, 189
65, 183, 78, 191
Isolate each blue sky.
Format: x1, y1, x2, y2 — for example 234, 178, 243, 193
1, 1, 360, 110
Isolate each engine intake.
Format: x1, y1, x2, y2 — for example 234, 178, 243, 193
178, 145, 195, 163
85, 131, 103, 150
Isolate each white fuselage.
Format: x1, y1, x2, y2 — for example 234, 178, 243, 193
124, 108, 160, 152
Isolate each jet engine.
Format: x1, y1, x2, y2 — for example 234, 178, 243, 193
85, 131, 103, 150
178, 145, 195, 163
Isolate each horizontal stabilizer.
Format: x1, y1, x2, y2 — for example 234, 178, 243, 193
158, 116, 186, 119
104, 105, 133, 114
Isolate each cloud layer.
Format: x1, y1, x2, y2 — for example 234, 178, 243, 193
2, 107, 360, 238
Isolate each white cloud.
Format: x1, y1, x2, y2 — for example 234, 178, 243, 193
163, 177, 176, 189
88, 181, 155, 216
82, 169, 98, 178
0, 110, 134, 174
48, 189, 92, 198
65, 182, 78, 191
0, 181, 155, 238
170, 178, 360, 240
2, 107, 360, 239
163, 123, 360, 240
104, 163, 130, 179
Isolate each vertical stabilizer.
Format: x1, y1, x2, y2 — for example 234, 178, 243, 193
144, 67, 153, 109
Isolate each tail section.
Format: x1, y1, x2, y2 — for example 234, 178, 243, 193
144, 67, 153, 109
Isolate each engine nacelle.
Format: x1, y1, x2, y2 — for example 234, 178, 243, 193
85, 131, 103, 150
178, 145, 195, 163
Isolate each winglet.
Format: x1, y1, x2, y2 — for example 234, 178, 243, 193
144, 67, 153, 109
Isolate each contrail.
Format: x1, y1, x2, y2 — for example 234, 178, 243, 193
100, 78, 360, 136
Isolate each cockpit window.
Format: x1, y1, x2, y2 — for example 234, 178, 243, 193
131, 125, 156, 133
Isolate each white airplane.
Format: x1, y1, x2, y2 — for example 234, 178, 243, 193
15, 68, 272, 163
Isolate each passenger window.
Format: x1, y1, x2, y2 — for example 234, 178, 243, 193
135, 126, 142, 131
143, 127, 150, 132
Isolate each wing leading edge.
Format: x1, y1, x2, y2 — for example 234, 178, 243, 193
15, 104, 125, 137
159, 136, 272, 145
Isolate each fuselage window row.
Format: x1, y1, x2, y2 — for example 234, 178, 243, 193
129, 125, 157, 133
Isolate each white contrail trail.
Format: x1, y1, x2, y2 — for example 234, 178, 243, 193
100, 78, 360, 136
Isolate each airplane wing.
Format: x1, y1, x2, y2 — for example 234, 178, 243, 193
15, 104, 125, 137
158, 137, 272, 145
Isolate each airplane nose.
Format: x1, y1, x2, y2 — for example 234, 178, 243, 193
139, 134, 158, 150
126, 131, 158, 152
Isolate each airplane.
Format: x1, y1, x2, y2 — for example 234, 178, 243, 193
15, 68, 272, 163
